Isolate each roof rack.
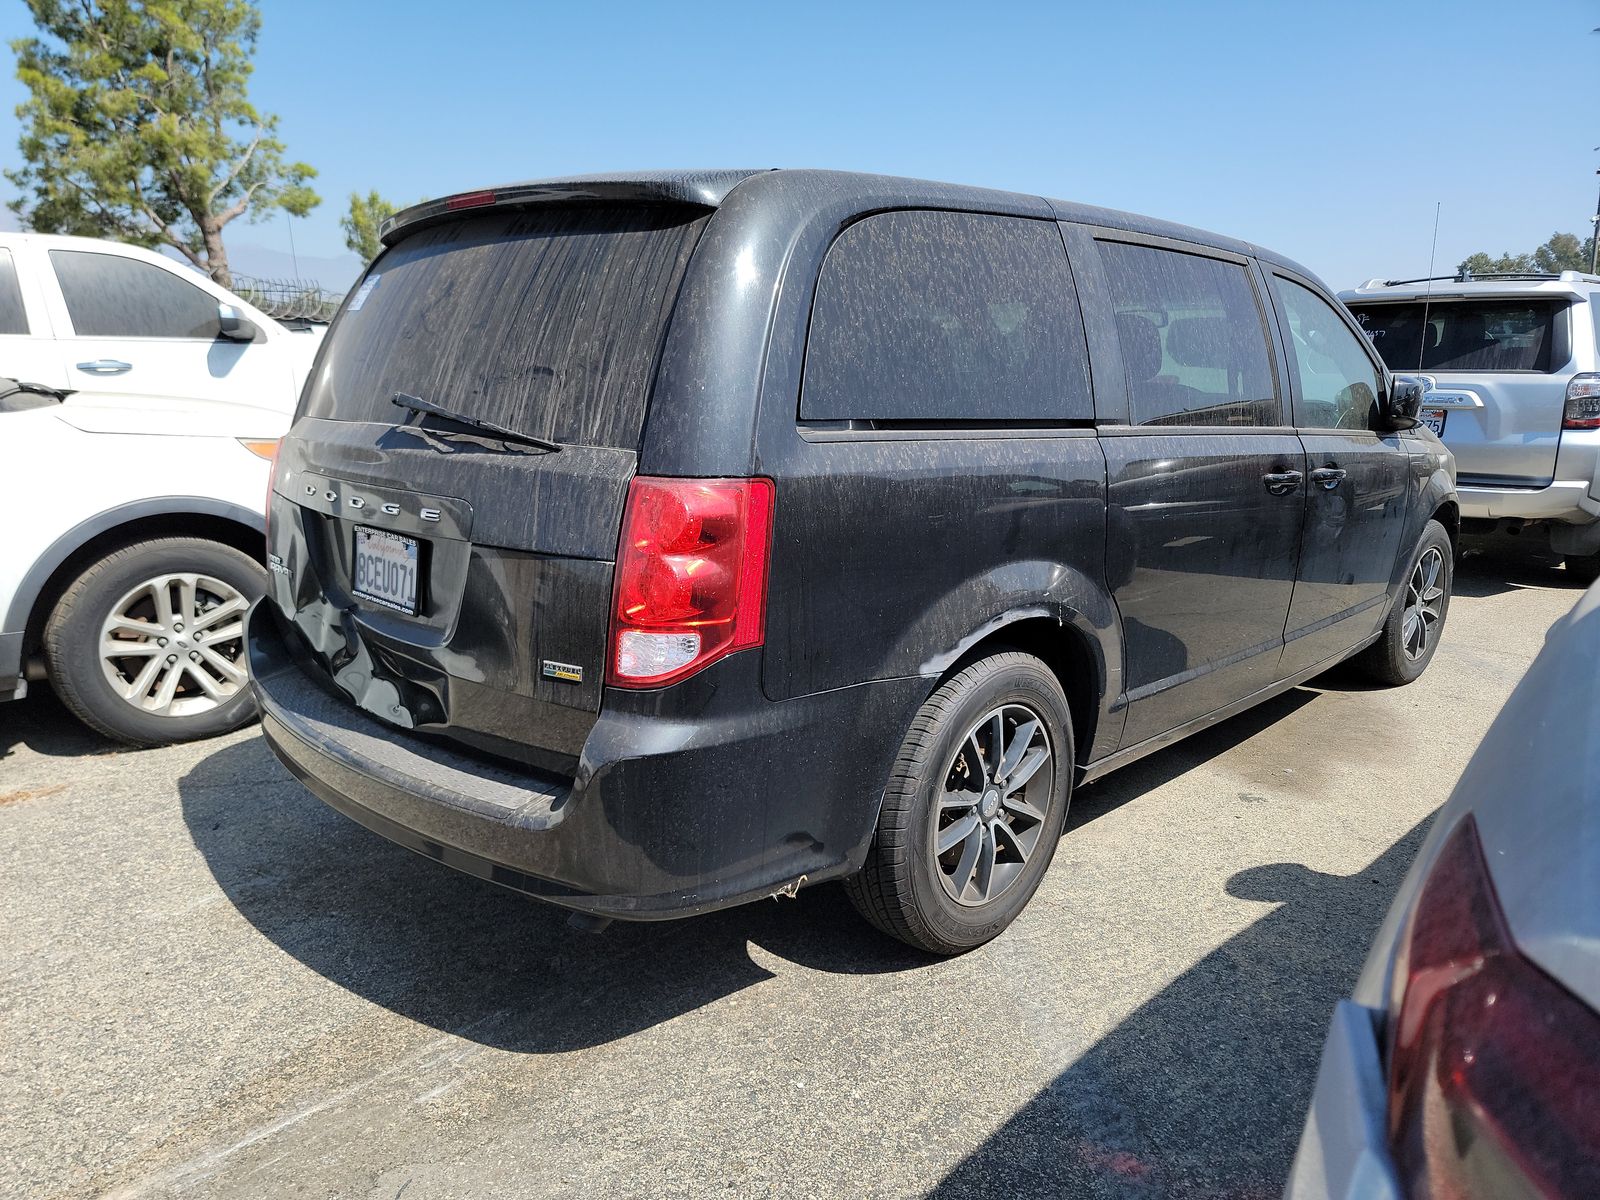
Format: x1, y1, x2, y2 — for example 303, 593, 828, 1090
1364, 269, 1600, 288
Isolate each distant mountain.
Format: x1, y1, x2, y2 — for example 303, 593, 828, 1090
224, 243, 365, 294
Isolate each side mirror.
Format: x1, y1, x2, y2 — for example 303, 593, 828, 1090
1382, 376, 1424, 431
217, 303, 259, 343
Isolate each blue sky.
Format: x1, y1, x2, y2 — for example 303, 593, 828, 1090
2, 0, 1597, 292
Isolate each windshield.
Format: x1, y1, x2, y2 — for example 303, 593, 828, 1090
1349, 299, 1565, 374
301, 204, 710, 449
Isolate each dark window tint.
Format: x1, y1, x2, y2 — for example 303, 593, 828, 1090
1350, 300, 1564, 373
801, 210, 1092, 423
1272, 277, 1381, 430
1098, 241, 1278, 426
0, 250, 26, 334
51, 250, 221, 338
302, 205, 709, 450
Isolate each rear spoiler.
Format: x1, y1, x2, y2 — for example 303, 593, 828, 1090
380, 170, 770, 246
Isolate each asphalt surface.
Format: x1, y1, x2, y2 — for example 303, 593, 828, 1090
1, 549, 1584, 1200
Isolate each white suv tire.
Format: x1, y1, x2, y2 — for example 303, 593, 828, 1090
44, 537, 265, 746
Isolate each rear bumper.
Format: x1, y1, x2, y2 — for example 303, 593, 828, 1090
1284, 1000, 1402, 1200
250, 601, 926, 919
1458, 480, 1600, 523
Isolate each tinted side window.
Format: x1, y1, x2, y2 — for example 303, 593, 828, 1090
0, 249, 26, 335
50, 251, 221, 339
801, 210, 1092, 423
1098, 241, 1277, 427
1272, 277, 1381, 430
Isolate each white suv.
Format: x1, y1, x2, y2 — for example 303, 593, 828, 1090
1343, 271, 1600, 581
0, 232, 320, 744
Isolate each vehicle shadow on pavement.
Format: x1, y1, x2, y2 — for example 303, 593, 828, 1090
927, 818, 1431, 1200
178, 735, 937, 1054
1452, 544, 1587, 599
0, 682, 122, 762
179, 686, 1328, 1061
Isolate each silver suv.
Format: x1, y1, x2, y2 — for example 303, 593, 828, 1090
1343, 271, 1600, 581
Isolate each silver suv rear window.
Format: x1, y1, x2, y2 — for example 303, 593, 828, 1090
301, 205, 709, 449
1350, 300, 1564, 374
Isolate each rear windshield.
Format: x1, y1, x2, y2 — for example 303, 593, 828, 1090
301, 205, 709, 449
1349, 299, 1565, 373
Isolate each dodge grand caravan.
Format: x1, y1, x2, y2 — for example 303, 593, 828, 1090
248, 169, 1456, 954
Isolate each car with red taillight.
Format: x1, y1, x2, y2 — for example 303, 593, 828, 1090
248, 170, 1457, 954
1287, 582, 1600, 1200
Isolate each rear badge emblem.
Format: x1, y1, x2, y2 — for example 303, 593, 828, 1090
541, 660, 584, 684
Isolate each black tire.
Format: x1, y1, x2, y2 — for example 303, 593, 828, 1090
1564, 551, 1600, 586
1356, 519, 1453, 686
44, 537, 266, 747
843, 651, 1074, 955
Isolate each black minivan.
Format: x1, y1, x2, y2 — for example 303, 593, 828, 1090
248, 169, 1456, 954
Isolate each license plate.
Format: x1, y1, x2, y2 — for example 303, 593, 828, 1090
1420, 407, 1447, 437
352, 526, 421, 615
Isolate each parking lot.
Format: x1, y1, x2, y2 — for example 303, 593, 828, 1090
0, 550, 1581, 1200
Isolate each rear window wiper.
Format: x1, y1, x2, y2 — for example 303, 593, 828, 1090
392, 391, 561, 453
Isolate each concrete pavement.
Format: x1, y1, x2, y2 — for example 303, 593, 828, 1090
0, 550, 1583, 1199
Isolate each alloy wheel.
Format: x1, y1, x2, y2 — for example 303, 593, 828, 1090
98, 573, 251, 717
933, 703, 1055, 906
1402, 546, 1446, 661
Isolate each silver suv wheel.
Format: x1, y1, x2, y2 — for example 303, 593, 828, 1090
1403, 546, 1446, 662
98, 572, 250, 717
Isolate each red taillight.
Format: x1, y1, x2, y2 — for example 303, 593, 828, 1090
445, 189, 497, 211
1563, 373, 1600, 430
1386, 816, 1600, 1199
607, 476, 774, 688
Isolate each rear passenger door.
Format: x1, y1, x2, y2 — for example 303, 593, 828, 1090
44, 247, 290, 408
1071, 230, 1307, 748
1267, 271, 1412, 674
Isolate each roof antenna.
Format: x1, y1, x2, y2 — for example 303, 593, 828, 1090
1417, 202, 1442, 375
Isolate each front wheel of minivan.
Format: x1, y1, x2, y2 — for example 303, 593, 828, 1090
1356, 519, 1453, 687
844, 651, 1074, 956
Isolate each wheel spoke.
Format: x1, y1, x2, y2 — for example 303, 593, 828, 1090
192, 595, 248, 632
149, 662, 183, 711
1001, 791, 1047, 824
121, 654, 164, 701
997, 719, 1039, 781
101, 637, 161, 658
950, 825, 984, 897
176, 575, 198, 627
992, 818, 1031, 865
198, 620, 244, 645
973, 826, 996, 900
106, 614, 160, 638
197, 645, 246, 685
151, 580, 177, 629
939, 788, 978, 811
184, 661, 228, 700
1004, 746, 1049, 794
937, 812, 980, 855
985, 712, 1005, 777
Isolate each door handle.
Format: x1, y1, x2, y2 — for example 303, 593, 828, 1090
76, 359, 132, 375
1262, 470, 1303, 496
1309, 467, 1347, 490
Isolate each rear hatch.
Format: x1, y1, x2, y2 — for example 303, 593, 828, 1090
265, 201, 711, 772
1350, 296, 1575, 488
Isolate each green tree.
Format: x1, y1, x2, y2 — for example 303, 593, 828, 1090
8, 0, 319, 286
340, 190, 396, 261
1532, 231, 1596, 274
1457, 250, 1535, 276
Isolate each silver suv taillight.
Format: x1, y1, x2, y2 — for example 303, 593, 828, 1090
1563, 373, 1600, 430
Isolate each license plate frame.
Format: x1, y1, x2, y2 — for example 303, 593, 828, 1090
351, 526, 422, 615
1419, 407, 1447, 437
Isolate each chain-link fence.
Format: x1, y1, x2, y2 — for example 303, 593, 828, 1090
230, 274, 345, 324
